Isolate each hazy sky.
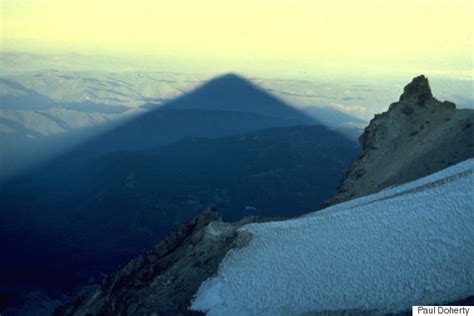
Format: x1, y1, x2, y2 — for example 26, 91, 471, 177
1, 0, 473, 76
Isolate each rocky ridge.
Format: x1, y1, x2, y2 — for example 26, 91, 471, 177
325, 75, 474, 206
54, 208, 273, 315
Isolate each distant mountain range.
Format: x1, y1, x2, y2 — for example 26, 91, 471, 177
0, 72, 366, 181
61, 74, 319, 157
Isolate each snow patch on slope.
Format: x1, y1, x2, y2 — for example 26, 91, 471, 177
191, 159, 474, 315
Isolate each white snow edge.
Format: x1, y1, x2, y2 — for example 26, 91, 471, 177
191, 158, 474, 315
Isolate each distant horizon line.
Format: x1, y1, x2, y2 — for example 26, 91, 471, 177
1, 49, 472, 81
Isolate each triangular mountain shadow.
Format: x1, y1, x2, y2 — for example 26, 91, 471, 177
26, 73, 320, 164
0, 73, 357, 291
161, 73, 317, 122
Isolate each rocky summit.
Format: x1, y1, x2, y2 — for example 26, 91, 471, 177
324, 75, 474, 206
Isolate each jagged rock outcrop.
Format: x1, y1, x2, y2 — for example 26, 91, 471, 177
325, 75, 474, 206
54, 208, 274, 315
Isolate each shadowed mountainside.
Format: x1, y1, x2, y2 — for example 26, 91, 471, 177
0, 74, 356, 292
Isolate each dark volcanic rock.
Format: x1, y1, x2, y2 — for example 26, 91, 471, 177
399, 74, 433, 104
54, 208, 271, 315
324, 75, 474, 206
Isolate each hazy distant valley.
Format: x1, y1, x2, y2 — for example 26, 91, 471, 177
2, 53, 473, 183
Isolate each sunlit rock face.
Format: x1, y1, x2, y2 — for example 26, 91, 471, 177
325, 75, 474, 206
